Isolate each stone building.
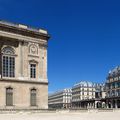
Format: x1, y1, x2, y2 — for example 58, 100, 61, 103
72, 81, 106, 108
72, 81, 96, 108
0, 20, 50, 109
105, 66, 120, 108
48, 89, 72, 109
95, 83, 106, 99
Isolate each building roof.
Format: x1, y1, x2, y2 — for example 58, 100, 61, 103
108, 66, 120, 77
48, 88, 72, 97
73, 81, 96, 87
0, 20, 50, 40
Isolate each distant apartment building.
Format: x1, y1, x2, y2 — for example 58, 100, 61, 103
48, 89, 72, 109
105, 66, 120, 108
72, 81, 96, 100
72, 81, 106, 108
72, 81, 96, 108
95, 83, 106, 99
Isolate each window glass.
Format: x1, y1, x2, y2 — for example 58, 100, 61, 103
2, 47, 15, 78
30, 64, 36, 78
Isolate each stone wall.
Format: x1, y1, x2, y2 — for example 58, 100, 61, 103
0, 21, 49, 109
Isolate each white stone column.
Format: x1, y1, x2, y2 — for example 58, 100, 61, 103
90, 102, 93, 108
106, 100, 109, 108
115, 100, 118, 109
95, 101, 97, 108
19, 41, 23, 77
87, 103, 89, 108
111, 100, 113, 108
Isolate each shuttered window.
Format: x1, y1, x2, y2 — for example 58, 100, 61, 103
6, 88, 13, 106
30, 89, 36, 106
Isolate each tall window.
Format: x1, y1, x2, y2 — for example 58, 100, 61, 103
30, 64, 36, 78
6, 87, 13, 106
30, 88, 37, 106
2, 47, 15, 77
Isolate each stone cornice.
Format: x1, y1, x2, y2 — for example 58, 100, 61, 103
0, 30, 48, 46
0, 21, 50, 39
0, 78, 48, 85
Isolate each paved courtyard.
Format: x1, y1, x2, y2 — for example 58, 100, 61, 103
0, 111, 119, 120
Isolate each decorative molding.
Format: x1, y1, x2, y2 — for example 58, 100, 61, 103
29, 59, 39, 64
2, 46, 15, 55
0, 78, 48, 85
0, 30, 47, 44
28, 54, 39, 58
29, 43, 38, 55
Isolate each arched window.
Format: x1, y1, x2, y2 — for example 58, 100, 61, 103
2, 47, 15, 77
6, 87, 13, 106
30, 88, 37, 106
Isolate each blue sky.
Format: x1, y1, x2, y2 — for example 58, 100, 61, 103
0, 0, 120, 93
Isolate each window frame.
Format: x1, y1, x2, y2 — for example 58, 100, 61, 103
2, 47, 15, 78
2, 55, 15, 78
30, 63, 36, 79
30, 88, 37, 106
6, 87, 13, 106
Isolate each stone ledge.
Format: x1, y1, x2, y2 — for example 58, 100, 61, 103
0, 78, 48, 85
0, 30, 47, 44
0, 108, 56, 114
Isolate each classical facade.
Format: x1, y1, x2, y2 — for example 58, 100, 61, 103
48, 89, 72, 109
105, 66, 120, 108
0, 20, 50, 109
